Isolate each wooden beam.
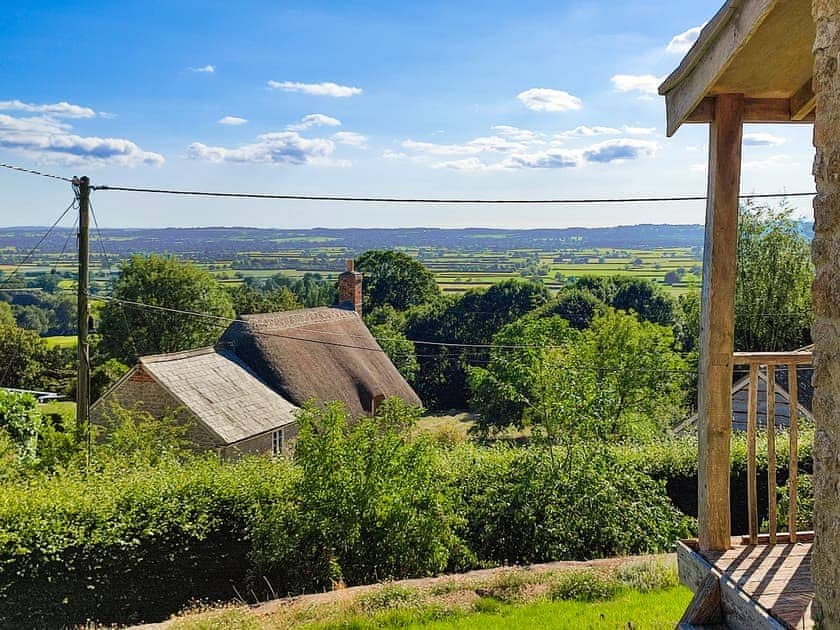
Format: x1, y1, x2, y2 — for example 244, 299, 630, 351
686, 97, 815, 124
663, 0, 778, 136
697, 94, 743, 552
733, 351, 814, 365
791, 78, 816, 120
680, 573, 723, 626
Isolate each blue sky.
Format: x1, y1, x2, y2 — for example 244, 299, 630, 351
0, 0, 815, 228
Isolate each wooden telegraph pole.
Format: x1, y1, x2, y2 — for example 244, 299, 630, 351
74, 176, 91, 464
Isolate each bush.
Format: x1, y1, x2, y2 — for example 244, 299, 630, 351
550, 570, 619, 602
0, 457, 298, 628
250, 400, 467, 593
445, 443, 694, 565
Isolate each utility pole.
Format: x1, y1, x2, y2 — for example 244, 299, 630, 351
74, 176, 91, 465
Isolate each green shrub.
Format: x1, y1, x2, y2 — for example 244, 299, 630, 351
0, 456, 297, 628
251, 399, 467, 593
445, 443, 694, 565
614, 560, 679, 593
550, 570, 619, 602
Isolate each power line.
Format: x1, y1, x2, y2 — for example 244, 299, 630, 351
0, 162, 73, 183
0, 197, 76, 291
93, 184, 816, 205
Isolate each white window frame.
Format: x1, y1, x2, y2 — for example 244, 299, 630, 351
271, 428, 285, 457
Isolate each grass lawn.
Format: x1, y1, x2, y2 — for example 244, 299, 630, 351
43, 335, 77, 349
168, 557, 689, 630
394, 587, 691, 630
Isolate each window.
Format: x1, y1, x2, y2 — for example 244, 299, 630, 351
271, 428, 284, 457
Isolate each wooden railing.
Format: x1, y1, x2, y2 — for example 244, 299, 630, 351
733, 351, 812, 545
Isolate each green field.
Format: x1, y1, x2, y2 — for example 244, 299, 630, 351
4, 244, 702, 300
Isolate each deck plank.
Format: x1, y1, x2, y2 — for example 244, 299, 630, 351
698, 541, 813, 629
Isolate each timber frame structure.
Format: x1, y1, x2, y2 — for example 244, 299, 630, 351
660, 0, 835, 628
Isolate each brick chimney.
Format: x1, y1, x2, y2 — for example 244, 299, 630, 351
338, 259, 363, 316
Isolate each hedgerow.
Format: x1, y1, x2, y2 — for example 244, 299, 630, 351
0, 402, 702, 628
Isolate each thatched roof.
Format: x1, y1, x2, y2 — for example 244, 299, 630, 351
219, 307, 421, 416
140, 347, 298, 444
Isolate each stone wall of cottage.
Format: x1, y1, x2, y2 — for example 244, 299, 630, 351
221, 422, 298, 459
91, 366, 221, 451
811, 1, 840, 626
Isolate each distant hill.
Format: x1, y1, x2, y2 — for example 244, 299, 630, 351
0, 222, 813, 260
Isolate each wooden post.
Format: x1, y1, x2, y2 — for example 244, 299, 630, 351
747, 363, 759, 545
788, 364, 798, 542
75, 176, 91, 466
696, 94, 744, 552
767, 365, 777, 544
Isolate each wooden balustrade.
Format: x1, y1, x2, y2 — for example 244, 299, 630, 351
732, 351, 812, 545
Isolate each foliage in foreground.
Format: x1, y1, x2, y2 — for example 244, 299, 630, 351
0, 401, 691, 628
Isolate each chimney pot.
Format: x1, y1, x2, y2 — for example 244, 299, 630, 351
338, 259, 363, 316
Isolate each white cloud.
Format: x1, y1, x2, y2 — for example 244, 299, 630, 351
402, 139, 480, 156
492, 125, 539, 142
187, 131, 336, 165
190, 65, 215, 73
611, 74, 663, 97
557, 125, 621, 139
268, 80, 362, 97
218, 116, 248, 126
582, 138, 659, 163
382, 149, 409, 160
743, 132, 786, 147
467, 136, 528, 153
667, 25, 705, 54
622, 125, 656, 136
0, 100, 96, 119
432, 157, 497, 172
333, 131, 368, 147
0, 105, 163, 166
286, 113, 342, 131
503, 149, 580, 169
517, 88, 582, 112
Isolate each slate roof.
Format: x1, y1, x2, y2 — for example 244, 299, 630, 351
676, 364, 814, 435
219, 307, 422, 417
140, 347, 298, 444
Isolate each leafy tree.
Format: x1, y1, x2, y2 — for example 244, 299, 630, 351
356, 250, 440, 312
227, 284, 301, 317
575, 309, 687, 439
611, 278, 676, 326
469, 316, 580, 435
0, 324, 50, 390
406, 280, 548, 410
0, 302, 14, 327
14, 304, 50, 334
98, 255, 235, 363
469, 310, 686, 442
262, 272, 337, 308
368, 323, 419, 383
533, 288, 606, 329
735, 203, 814, 351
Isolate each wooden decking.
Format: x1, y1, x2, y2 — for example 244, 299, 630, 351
678, 536, 814, 629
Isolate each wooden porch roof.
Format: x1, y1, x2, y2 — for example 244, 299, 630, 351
659, 0, 816, 136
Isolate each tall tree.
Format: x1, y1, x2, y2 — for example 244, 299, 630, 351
98, 255, 235, 363
735, 203, 814, 351
355, 250, 440, 312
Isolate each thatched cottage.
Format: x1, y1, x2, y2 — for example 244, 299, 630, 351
92, 263, 421, 457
